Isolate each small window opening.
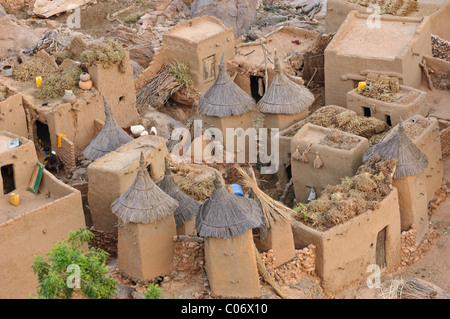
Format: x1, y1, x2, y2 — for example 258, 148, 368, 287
363, 107, 371, 117
386, 115, 392, 127
250, 75, 265, 102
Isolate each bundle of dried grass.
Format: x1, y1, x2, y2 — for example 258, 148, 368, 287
296, 155, 397, 230
195, 173, 263, 239
346, 0, 418, 16
80, 39, 127, 72
360, 73, 400, 102
136, 65, 179, 113
82, 96, 133, 161
34, 66, 83, 100
257, 51, 314, 114
363, 121, 428, 179
12, 57, 57, 82
235, 165, 293, 230
198, 55, 256, 117
159, 160, 200, 227
379, 277, 448, 299
111, 152, 179, 224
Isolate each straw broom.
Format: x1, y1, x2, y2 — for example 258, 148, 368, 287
234, 164, 293, 230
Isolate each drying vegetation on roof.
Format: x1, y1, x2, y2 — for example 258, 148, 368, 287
34, 66, 83, 101
0, 86, 7, 102
12, 57, 57, 81
294, 155, 397, 231
80, 39, 127, 72
346, 0, 418, 16
383, 116, 432, 141
320, 129, 361, 150
52, 50, 74, 65
283, 106, 389, 145
169, 61, 193, 90
359, 73, 400, 102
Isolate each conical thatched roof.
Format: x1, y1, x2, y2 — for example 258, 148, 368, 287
363, 121, 428, 179
83, 96, 133, 161
257, 51, 315, 114
196, 173, 264, 239
158, 159, 201, 227
111, 152, 179, 224
198, 55, 256, 117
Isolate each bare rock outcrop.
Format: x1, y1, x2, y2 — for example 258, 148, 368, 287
190, 0, 258, 37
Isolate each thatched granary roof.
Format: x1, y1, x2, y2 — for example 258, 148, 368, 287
111, 152, 179, 224
82, 96, 133, 161
198, 55, 256, 117
195, 173, 264, 239
363, 121, 428, 179
158, 159, 201, 227
257, 51, 315, 114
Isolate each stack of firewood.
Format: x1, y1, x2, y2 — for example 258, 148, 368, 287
260, 245, 316, 285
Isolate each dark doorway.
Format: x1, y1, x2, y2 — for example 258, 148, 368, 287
363, 107, 371, 117
376, 227, 387, 269
286, 163, 292, 180
250, 76, 265, 102
36, 120, 51, 149
386, 115, 392, 127
1, 164, 15, 194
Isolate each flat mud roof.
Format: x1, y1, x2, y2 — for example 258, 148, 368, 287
329, 13, 423, 59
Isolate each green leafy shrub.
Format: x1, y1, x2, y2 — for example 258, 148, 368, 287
168, 61, 193, 90
144, 284, 163, 299
32, 228, 117, 299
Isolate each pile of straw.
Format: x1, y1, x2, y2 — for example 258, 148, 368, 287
379, 277, 448, 299
360, 73, 400, 102
12, 57, 57, 82
81, 39, 127, 72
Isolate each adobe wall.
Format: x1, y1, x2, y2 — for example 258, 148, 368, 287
0, 132, 37, 192
204, 230, 261, 298
263, 109, 309, 132
118, 215, 176, 282
88, 136, 168, 233
325, 0, 364, 33
393, 174, 429, 244
325, 12, 431, 107
291, 188, 401, 293
164, 28, 235, 94
40, 94, 105, 156
430, 3, 450, 40
0, 170, 85, 298
346, 85, 429, 126
277, 106, 353, 186
254, 219, 296, 268
411, 117, 444, 202
0, 94, 28, 138
88, 51, 140, 128
291, 123, 370, 203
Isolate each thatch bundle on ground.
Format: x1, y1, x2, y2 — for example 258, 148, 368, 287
257, 51, 314, 114
159, 160, 200, 227
379, 277, 450, 299
196, 173, 264, 239
363, 121, 428, 179
111, 152, 179, 224
198, 55, 256, 117
82, 96, 133, 161
295, 155, 397, 230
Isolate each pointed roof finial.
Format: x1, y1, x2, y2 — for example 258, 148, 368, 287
274, 49, 281, 74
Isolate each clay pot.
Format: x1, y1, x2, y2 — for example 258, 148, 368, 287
79, 79, 93, 91
80, 73, 90, 82
1, 65, 13, 77
63, 90, 76, 104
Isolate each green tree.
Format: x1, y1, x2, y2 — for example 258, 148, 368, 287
32, 228, 117, 299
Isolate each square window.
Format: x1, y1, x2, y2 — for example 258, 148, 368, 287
203, 55, 215, 82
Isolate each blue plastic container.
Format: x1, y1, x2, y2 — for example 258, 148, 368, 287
232, 184, 244, 197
